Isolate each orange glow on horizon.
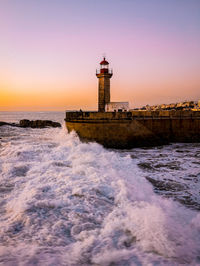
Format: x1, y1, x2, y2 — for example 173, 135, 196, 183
1, 74, 199, 111
0, 83, 98, 111
0, 1, 200, 111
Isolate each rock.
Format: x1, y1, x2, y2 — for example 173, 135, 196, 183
19, 120, 61, 128
0, 120, 61, 128
0, 122, 19, 127
0, 122, 9, 126
19, 119, 30, 127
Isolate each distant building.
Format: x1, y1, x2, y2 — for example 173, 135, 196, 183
105, 102, 129, 112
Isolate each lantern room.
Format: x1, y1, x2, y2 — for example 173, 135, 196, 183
97, 57, 112, 74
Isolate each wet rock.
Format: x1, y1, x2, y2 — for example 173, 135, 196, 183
154, 161, 181, 170
0, 120, 61, 128
178, 196, 200, 210
146, 176, 186, 192
0, 121, 19, 127
19, 119, 61, 128
0, 122, 8, 126
138, 162, 154, 171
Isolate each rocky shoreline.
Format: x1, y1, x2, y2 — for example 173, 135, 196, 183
0, 120, 61, 128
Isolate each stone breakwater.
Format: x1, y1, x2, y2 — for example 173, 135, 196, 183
0, 120, 61, 128
65, 110, 200, 148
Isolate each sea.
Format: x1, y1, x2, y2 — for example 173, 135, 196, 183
0, 111, 200, 266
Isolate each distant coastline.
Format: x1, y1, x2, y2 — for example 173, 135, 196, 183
133, 100, 200, 111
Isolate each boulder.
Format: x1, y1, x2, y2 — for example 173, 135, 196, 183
0, 122, 9, 126
0, 121, 19, 127
19, 119, 61, 128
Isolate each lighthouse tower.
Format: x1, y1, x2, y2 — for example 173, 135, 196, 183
96, 57, 113, 112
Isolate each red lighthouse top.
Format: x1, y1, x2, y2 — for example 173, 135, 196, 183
96, 57, 112, 75
100, 57, 109, 65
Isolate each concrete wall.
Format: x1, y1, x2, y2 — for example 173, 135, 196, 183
65, 110, 200, 148
66, 110, 200, 119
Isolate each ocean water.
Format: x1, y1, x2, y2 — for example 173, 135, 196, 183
0, 112, 200, 265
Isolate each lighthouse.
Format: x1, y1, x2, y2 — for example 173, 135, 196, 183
96, 57, 113, 112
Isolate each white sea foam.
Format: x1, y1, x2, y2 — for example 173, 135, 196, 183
0, 122, 200, 265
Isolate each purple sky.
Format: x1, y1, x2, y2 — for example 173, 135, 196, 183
0, 0, 200, 110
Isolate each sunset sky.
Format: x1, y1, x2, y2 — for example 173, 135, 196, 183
0, 0, 200, 111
